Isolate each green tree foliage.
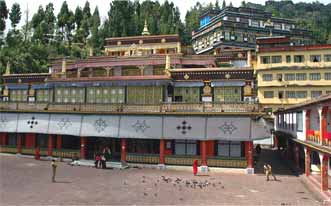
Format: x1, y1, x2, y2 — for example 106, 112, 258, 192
9, 3, 21, 30
0, 0, 8, 34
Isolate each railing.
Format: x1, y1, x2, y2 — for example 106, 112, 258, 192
0, 101, 260, 113
306, 130, 321, 145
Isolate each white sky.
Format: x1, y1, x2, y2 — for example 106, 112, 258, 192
4, 0, 331, 31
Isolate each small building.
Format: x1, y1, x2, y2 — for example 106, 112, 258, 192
256, 36, 331, 113
274, 94, 331, 192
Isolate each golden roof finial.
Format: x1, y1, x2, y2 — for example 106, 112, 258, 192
141, 19, 150, 36
5, 62, 10, 75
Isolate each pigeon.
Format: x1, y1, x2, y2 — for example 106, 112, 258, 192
144, 193, 148, 196
154, 183, 157, 187
212, 183, 216, 187
154, 193, 157, 197
142, 180, 146, 183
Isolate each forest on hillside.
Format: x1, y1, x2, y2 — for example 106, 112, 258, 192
0, 0, 331, 75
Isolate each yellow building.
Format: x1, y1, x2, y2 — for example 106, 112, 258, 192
255, 37, 331, 112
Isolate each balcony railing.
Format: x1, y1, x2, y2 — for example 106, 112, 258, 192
306, 130, 321, 145
0, 101, 259, 113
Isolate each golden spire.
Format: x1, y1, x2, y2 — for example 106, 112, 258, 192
141, 19, 150, 36
5, 62, 10, 75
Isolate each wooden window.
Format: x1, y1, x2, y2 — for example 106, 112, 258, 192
264, 91, 274, 98
36, 89, 53, 102
175, 140, 197, 155
127, 86, 163, 104
310, 55, 321, 62
324, 73, 331, 80
309, 73, 321, 80
214, 87, 241, 102
295, 73, 306, 80
296, 91, 307, 98
294, 55, 304, 63
9, 90, 28, 102
262, 74, 273, 81
260, 56, 270, 64
271, 56, 282, 63
174, 87, 200, 103
284, 73, 295, 81
87, 87, 124, 104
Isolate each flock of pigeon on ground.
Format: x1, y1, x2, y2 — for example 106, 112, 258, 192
123, 175, 225, 200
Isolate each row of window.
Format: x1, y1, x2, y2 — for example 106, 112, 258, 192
8, 86, 244, 104
263, 90, 330, 99
277, 112, 303, 132
262, 72, 331, 81
260, 54, 331, 64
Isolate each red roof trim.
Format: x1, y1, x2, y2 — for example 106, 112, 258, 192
259, 44, 331, 53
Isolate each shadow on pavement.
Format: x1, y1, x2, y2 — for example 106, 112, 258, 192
254, 147, 303, 177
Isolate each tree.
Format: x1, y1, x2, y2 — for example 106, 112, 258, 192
83, 1, 91, 20
215, 0, 220, 10
9, 3, 21, 30
241, 1, 246, 7
74, 6, 83, 28
229, 2, 233, 7
0, 0, 8, 34
222, 0, 226, 8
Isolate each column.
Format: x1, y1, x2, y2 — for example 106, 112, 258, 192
0, 133, 7, 145
121, 138, 127, 163
47, 135, 53, 156
80, 137, 87, 159
246, 141, 253, 168
17, 134, 22, 154
201, 140, 207, 166
321, 106, 328, 146
294, 143, 300, 169
159, 139, 165, 165
304, 147, 311, 176
305, 109, 311, 141
319, 153, 329, 191
56, 135, 62, 149
273, 135, 279, 149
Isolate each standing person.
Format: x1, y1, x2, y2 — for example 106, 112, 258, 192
104, 147, 111, 162
264, 163, 277, 181
51, 159, 57, 182
256, 144, 261, 156
101, 155, 106, 169
95, 153, 101, 168
193, 159, 198, 176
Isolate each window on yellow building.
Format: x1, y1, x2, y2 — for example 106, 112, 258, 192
296, 91, 307, 98
286, 55, 291, 63
324, 54, 331, 62
277, 74, 283, 81
263, 91, 274, 98
326, 91, 331, 94
311, 91, 322, 98
324, 73, 331, 80
285, 73, 295, 81
310, 55, 321, 62
296, 73, 307, 80
296, 112, 303, 132
309, 73, 321, 80
262, 74, 273, 81
285, 91, 296, 98
294, 55, 304, 63
272, 56, 282, 63
261, 56, 270, 64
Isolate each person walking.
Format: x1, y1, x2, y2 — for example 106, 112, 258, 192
51, 159, 57, 182
193, 159, 198, 176
264, 163, 277, 181
101, 155, 106, 169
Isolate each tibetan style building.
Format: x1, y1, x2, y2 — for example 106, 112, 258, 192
0, 28, 271, 173
274, 95, 331, 192
192, 6, 312, 66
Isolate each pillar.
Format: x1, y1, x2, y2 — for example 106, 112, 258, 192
0, 133, 7, 145
17, 134, 22, 154
294, 143, 300, 169
56, 135, 62, 149
80, 137, 87, 159
321, 106, 328, 146
304, 147, 311, 176
25, 133, 36, 148
47, 135, 53, 156
246, 141, 253, 168
305, 109, 311, 141
201, 140, 207, 166
273, 135, 279, 149
159, 139, 165, 164
319, 153, 329, 191
121, 138, 126, 163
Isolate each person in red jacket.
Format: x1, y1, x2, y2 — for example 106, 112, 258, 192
193, 159, 198, 176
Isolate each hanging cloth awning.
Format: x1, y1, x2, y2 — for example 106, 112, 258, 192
31, 84, 53, 89
6, 84, 29, 90
173, 81, 204, 87
211, 80, 246, 87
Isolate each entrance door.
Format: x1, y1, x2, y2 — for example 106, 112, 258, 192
86, 137, 121, 161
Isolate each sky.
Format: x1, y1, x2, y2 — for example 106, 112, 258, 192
4, 0, 331, 31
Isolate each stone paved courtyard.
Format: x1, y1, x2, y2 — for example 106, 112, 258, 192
0, 154, 326, 205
